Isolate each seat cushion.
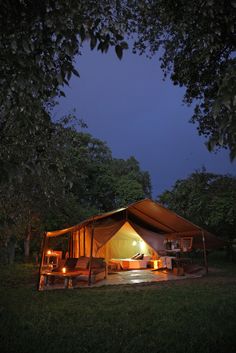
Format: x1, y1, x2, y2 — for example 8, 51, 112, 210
91, 258, 105, 269
135, 253, 144, 260
64, 258, 78, 270
131, 252, 140, 259
76, 257, 90, 270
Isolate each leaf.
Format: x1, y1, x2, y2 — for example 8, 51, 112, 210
56, 72, 63, 85
231, 0, 236, 9
11, 40, 17, 51
59, 90, 66, 97
72, 68, 80, 77
115, 45, 123, 60
115, 33, 124, 41
23, 40, 30, 54
97, 42, 103, 51
207, 0, 214, 5
90, 35, 97, 50
79, 25, 85, 42
94, 18, 101, 27
120, 41, 128, 50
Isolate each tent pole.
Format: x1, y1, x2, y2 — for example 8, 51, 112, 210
71, 232, 74, 257
68, 232, 73, 258
37, 232, 47, 291
83, 226, 86, 256
202, 230, 208, 274
88, 219, 95, 286
78, 230, 81, 257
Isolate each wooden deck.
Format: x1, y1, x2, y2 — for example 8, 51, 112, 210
40, 268, 204, 290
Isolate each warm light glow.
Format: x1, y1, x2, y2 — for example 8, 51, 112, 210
47, 250, 52, 255
140, 241, 145, 251
62, 267, 66, 273
153, 260, 160, 269
132, 240, 137, 246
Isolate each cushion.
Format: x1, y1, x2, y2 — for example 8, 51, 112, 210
76, 257, 90, 270
64, 258, 78, 270
91, 259, 105, 269
143, 255, 151, 261
90, 257, 105, 268
135, 253, 144, 260
131, 253, 140, 259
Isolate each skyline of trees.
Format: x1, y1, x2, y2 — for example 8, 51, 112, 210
158, 170, 236, 244
0, 116, 151, 264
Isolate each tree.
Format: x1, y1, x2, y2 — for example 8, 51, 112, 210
0, 0, 132, 185
0, 116, 73, 262
0, 115, 152, 262
158, 170, 236, 251
132, 0, 236, 159
1, 1, 236, 162
0, 1, 129, 123
110, 157, 152, 208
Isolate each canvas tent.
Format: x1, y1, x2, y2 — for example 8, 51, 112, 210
38, 199, 223, 287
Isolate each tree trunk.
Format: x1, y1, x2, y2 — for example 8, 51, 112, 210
7, 238, 16, 264
24, 223, 31, 262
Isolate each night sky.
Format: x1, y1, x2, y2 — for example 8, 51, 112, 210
56, 44, 236, 198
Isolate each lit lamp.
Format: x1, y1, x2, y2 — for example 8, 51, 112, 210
62, 267, 66, 273
153, 260, 160, 269
47, 250, 52, 255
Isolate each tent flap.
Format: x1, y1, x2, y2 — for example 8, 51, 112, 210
129, 221, 165, 254
93, 220, 126, 255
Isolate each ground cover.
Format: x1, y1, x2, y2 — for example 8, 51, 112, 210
0, 253, 235, 353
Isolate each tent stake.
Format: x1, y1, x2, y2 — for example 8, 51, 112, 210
202, 230, 208, 274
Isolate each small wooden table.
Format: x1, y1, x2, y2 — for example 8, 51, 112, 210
42, 271, 82, 289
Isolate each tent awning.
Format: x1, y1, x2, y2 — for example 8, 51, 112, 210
45, 198, 223, 249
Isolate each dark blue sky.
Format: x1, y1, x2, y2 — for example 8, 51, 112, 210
56, 44, 236, 198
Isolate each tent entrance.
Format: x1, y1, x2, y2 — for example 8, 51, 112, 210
96, 221, 157, 270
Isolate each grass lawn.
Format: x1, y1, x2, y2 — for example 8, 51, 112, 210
0, 254, 236, 353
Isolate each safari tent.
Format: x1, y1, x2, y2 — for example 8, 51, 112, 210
38, 199, 223, 289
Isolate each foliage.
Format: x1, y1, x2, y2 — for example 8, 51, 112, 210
0, 0, 129, 124
0, 116, 151, 262
158, 170, 236, 240
0, 0, 131, 188
1, 0, 236, 161
110, 157, 152, 207
132, 0, 236, 158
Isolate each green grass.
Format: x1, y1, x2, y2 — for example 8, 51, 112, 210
0, 258, 236, 353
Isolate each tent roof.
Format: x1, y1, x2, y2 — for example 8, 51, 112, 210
46, 198, 205, 237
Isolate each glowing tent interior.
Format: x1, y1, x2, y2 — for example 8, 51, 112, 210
38, 199, 223, 290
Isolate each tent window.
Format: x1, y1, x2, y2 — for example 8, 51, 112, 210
180, 237, 193, 252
